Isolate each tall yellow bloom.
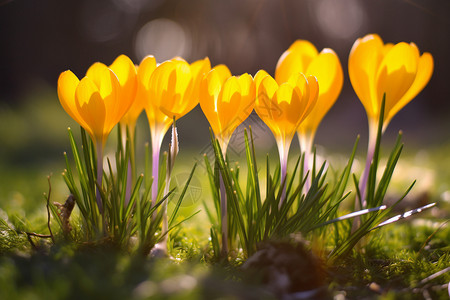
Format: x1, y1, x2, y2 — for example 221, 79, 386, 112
348, 34, 433, 207
154, 57, 211, 120
58, 57, 136, 213
199, 64, 254, 255
137, 56, 211, 208
255, 71, 318, 204
349, 34, 434, 131
200, 65, 256, 154
275, 40, 343, 155
58, 64, 126, 147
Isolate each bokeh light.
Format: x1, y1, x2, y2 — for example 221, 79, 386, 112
135, 18, 191, 62
311, 0, 367, 40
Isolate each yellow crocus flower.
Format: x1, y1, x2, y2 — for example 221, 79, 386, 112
348, 34, 433, 208
200, 65, 256, 154
58, 57, 135, 214
137, 56, 211, 208
149, 59, 194, 120
135, 55, 168, 208
255, 71, 318, 204
136, 56, 171, 154
154, 57, 211, 120
58, 61, 133, 148
199, 64, 255, 255
275, 40, 343, 154
349, 34, 434, 131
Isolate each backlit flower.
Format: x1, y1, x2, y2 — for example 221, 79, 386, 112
275, 40, 343, 152
255, 71, 318, 204
200, 65, 255, 154
255, 71, 318, 151
155, 57, 211, 120
348, 34, 433, 208
137, 56, 211, 208
58, 60, 133, 147
58, 56, 136, 214
349, 34, 434, 130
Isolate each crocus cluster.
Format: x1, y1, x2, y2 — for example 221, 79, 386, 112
57, 33, 433, 254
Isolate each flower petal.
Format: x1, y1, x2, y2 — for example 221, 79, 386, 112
376, 42, 418, 119
86, 62, 110, 88
137, 55, 157, 113
75, 77, 106, 142
236, 73, 256, 122
109, 54, 137, 117
275, 40, 318, 84
349, 34, 385, 120
149, 60, 194, 119
190, 57, 211, 102
255, 75, 280, 135
218, 76, 241, 137
57, 70, 88, 129
301, 75, 319, 123
301, 49, 343, 133
388, 52, 433, 123
200, 69, 224, 137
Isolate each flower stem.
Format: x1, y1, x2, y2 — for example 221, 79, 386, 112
121, 125, 135, 207
95, 141, 106, 234
217, 139, 229, 257
358, 120, 378, 209
220, 172, 228, 257
298, 131, 315, 191
151, 136, 162, 209
96, 141, 104, 215
158, 121, 178, 255
277, 137, 291, 207
158, 168, 171, 254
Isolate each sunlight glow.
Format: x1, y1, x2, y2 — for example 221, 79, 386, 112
135, 18, 191, 62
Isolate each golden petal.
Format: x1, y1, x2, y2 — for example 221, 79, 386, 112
349, 34, 385, 120
285, 73, 309, 115
57, 70, 88, 128
218, 76, 241, 136
275, 40, 318, 84
305, 49, 343, 122
237, 73, 256, 121
75, 77, 106, 142
190, 57, 212, 101
109, 54, 137, 116
387, 52, 433, 123
274, 83, 302, 134
300, 75, 319, 123
254, 75, 279, 134
136, 56, 157, 112
376, 42, 418, 118
304, 50, 341, 133
199, 72, 222, 137
254, 69, 270, 102
212, 64, 232, 84
100, 68, 122, 132
137, 56, 157, 89
86, 62, 110, 89
150, 60, 194, 119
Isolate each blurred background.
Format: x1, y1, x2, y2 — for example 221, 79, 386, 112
1, 0, 449, 215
